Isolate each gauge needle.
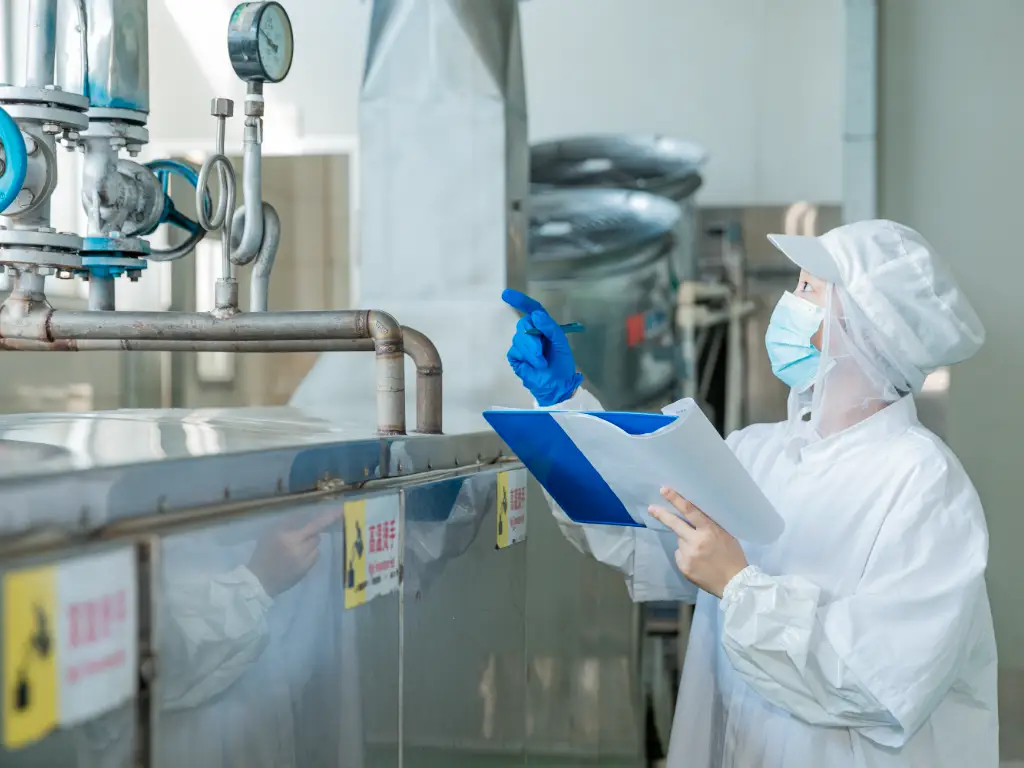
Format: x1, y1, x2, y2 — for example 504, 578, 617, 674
260, 29, 279, 54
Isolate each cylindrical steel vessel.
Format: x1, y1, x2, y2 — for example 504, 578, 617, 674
531, 134, 706, 282
527, 188, 680, 410
85, 0, 149, 113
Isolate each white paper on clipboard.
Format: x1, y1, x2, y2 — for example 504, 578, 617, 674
549, 399, 784, 544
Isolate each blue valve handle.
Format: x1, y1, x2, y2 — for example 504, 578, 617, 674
144, 159, 214, 236
0, 106, 27, 214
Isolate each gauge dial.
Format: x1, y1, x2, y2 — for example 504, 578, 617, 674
227, 2, 294, 84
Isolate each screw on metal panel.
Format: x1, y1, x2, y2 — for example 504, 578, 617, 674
128, 271, 140, 282
42, 123, 60, 135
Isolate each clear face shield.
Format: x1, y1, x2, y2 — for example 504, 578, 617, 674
786, 282, 916, 437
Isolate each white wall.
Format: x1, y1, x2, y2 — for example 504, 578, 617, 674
878, 0, 1023, 757
147, 0, 843, 205
521, 0, 844, 205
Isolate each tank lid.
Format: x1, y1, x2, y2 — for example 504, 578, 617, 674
528, 188, 680, 277
531, 134, 708, 199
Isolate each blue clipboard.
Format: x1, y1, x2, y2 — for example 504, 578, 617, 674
483, 409, 677, 528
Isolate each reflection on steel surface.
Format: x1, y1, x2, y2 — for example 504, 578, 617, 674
0, 423, 644, 765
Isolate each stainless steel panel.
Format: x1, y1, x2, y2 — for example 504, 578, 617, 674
401, 470, 527, 766
523, 477, 644, 765
0, 413, 646, 767
155, 499, 398, 768
0, 546, 137, 768
0, 406, 506, 537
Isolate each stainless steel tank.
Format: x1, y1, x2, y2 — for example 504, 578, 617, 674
527, 188, 680, 410
531, 135, 707, 282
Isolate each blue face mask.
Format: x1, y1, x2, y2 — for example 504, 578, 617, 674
765, 291, 825, 392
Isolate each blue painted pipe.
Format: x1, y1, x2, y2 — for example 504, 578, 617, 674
0, 106, 27, 214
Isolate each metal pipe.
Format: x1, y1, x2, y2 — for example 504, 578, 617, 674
0, 322, 441, 434
232, 201, 279, 312
83, 0, 148, 112
44, 308, 407, 434
88, 275, 115, 310
196, 153, 235, 283
26, 0, 59, 87
401, 326, 443, 434
73, 0, 88, 95
230, 127, 264, 266
48, 309, 369, 341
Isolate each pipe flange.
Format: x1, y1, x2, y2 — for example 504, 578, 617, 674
79, 120, 150, 146
0, 228, 81, 250
86, 108, 148, 126
80, 253, 148, 281
81, 237, 152, 257
0, 246, 83, 271
0, 86, 90, 112
0, 103, 89, 132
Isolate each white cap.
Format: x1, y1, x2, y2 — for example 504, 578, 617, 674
767, 220, 985, 386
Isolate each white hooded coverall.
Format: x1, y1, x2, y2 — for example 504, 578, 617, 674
542, 221, 999, 767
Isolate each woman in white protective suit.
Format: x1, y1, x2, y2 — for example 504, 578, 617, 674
502, 219, 998, 767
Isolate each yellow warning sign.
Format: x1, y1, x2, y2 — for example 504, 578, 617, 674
3, 565, 58, 749
344, 500, 368, 609
497, 469, 528, 549
497, 472, 510, 549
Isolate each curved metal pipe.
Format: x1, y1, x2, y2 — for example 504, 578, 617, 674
196, 153, 236, 281
0, 324, 443, 434
401, 326, 443, 434
229, 135, 264, 266
230, 201, 278, 312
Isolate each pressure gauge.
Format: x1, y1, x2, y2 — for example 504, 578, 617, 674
227, 2, 294, 84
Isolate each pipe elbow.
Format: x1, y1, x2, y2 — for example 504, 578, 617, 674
366, 310, 403, 348
400, 326, 442, 376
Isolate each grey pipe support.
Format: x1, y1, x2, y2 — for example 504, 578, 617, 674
230, 132, 264, 266
26, 0, 59, 87
88, 276, 115, 311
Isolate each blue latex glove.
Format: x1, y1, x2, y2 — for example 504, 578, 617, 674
502, 289, 584, 407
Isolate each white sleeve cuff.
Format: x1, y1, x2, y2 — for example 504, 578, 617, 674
720, 564, 763, 608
